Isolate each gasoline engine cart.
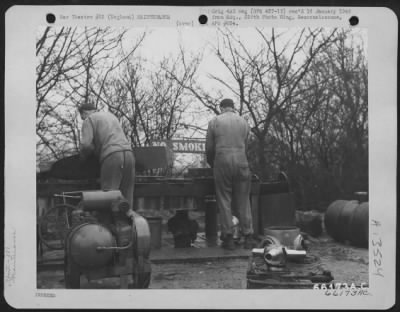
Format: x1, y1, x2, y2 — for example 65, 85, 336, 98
38, 189, 152, 289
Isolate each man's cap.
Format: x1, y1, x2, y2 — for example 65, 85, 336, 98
78, 101, 96, 113
220, 98, 234, 108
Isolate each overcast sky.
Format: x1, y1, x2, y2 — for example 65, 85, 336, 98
121, 27, 367, 135
123, 26, 367, 100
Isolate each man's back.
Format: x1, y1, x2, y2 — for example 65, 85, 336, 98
205, 99, 255, 249
83, 111, 131, 162
211, 111, 249, 151
206, 109, 250, 167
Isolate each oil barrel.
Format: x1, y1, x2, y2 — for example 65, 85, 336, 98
324, 200, 347, 240
259, 192, 296, 231
336, 200, 359, 242
348, 202, 369, 247
324, 200, 369, 247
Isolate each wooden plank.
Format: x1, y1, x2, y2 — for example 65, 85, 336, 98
38, 179, 260, 197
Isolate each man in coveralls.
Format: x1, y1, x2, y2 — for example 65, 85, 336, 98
206, 98, 257, 250
78, 101, 135, 210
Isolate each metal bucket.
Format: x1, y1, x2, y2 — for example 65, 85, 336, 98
263, 226, 300, 247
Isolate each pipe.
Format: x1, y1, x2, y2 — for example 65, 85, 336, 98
284, 248, 306, 262
264, 246, 286, 266
285, 249, 306, 257
252, 246, 307, 266
81, 190, 124, 210
252, 248, 265, 255
96, 239, 133, 251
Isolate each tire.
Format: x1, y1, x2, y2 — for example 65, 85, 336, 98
135, 272, 151, 289
38, 203, 76, 250
132, 257, 151, 289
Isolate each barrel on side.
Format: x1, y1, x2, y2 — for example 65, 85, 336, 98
324, 200, 369, 248
349, 202, 369, 247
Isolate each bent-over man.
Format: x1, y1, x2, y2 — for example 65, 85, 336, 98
79, 101, 135, 210
206, 98, 256, 250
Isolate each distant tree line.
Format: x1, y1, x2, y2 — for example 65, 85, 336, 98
36, 27, 367, 210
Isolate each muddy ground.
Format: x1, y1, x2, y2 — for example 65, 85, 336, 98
37, 234, 368, 289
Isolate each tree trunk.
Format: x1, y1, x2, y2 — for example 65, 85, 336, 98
257, 139, 268, 179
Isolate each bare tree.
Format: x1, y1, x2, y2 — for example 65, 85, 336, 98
169, 27, 367, 208
267, 29, 368, 208
36, 27, 83, 161
308, 30, 368, 201
180, 28, 339, 178
98, 48, 202, 148
36, 27, 145, 163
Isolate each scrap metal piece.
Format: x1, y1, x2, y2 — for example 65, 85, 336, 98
264, 245, 287, 267
252, 244, 307, 267
284, 247, 307, 262
260, 235, 281, 248
232, 216, 240, 241
293, 234, 306, 250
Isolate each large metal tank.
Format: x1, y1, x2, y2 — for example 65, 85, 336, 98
324, 200, 369, 248
68, 223, 116, 268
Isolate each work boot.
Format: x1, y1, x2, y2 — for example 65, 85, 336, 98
243, 234, 257, 249
221, 234, 235, 250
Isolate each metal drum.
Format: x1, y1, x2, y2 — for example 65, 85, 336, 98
324, 200, 369, 247
336, 200, 359, 242
349, 202, 369, 247
68, 223, 116, 268
324, 200, 347, 240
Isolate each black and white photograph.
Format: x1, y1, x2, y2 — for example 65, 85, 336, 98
4, 6, 397, 309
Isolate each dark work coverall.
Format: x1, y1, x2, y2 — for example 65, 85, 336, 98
205, 108, 254, 237
80, 111, 135, 209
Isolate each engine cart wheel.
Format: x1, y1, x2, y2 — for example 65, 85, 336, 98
138, 272, 151, 289
133, 256, 151, 289
129, 210, 151, 288
38, 203, 77, 250
133, 272, 151, 289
